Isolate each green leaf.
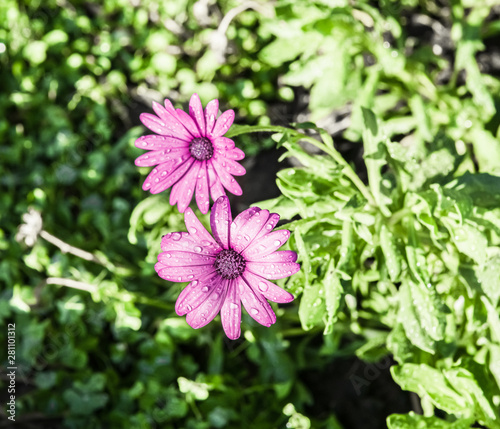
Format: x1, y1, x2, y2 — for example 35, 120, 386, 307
323, 258, 343, 334
397, 280, 445, 354
380, 224, 402, 282
299, 283, 326, 331
391, 364, 469, 415
387, 412, 473, 429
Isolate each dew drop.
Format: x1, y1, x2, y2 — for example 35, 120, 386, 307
194, 246, 203, 253
230, 302, 238, 309
202, 286, 209, 292
191, 280, 199, 287
186, 305, 192, 311
154, 178, 159, 183
171, 232, 181, 241
178, 276, 182, 281
250, 308, 259, 315
266, 224, 273, 230
258, 282, 269, 292
190, 227, 197, 234
165, 253, 171, 258
243, 235, 250, 241
211, 292, 220, 300
273, 240, 281, 246
187, 275, 194, 280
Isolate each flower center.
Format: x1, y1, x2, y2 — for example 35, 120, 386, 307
214, 249, 246, 280
189, 137, 214, 161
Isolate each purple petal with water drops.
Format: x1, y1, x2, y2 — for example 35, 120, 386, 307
210, 196, 232, 249
213, 154, 246, 176
175, 272, 221, 316
223, 147, 245, 161
253, 213, 281, 242
242, 270, 295, 303
204, 99, 219, 135
161, 232, 219, 256
237, 276, 276, 327
150, 158, 194, 194
189, 93, 206, 135
175, 108, 200, 138
195, 161, 210, 215
220, 280, 241, 340
245, 261, 300, 280
208, 159, 243, 196
250, 250, 298, 263
150, 103, 192, 141
185, 279, 228, 329
231, 209, 270, 253
158, 250, 215, 267
184, 207, 221, 251
211, 109, 235, 137
230, 207, 262, 253
155, 261, 215, 282
135, 135, 190, 150
207, 164, 226, 201
212, 136, 235, 152
170, 161, 200, 213
135, 148, 188, 167
243, 229, 291, 259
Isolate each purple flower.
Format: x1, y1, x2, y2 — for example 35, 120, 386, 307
135, 94, 245, 214
155, 196, 300, 340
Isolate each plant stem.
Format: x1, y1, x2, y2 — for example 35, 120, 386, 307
40, 230, 108, 266
300, 134, 376, 207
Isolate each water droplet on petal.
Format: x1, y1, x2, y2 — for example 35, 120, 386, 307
273, 240, 281, 246
266, 224, 273, 230
258, 282, 269, 292
202, 286, 209, 292
243, 235, 250, 241
171, 232, 181, 241
191, 280, 199, 287
230, 302, 238, 309
250, 308, 259, 315
165, 253, 171, 258
187, 275, 194, 280
189, 227, 197, 234
194, 246, 203, 253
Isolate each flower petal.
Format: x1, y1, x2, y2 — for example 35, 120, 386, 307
189, 93, 206, 136
176, 108, 200, 138
243, 229, 290, 259
195, 161, 210, 214
150, 158, 195, 194
249, 250, 298, 263
210, 196, 232, 249
220, 280, 241, 339
155, 261, 215, 282
208, 159, 243, 196
207, 163, 226, 201
230, 207, 261, 252
170, 161, 200, 212
212, 136, 235, 152
185, 278, 228, 329
213, 154, 246, 176
175, 272, 220, 316
161, 231, 220, 256
184, 207, 221, 251
242, 270, 294, 303
141, 158, 186, 191
245, 261, 301, 280
135, 148, 187, 167
237, 276, 276, 327
135, 135, 190, 150
254, 213, 281, 242
158, 250, 215, 267
230, 209, 270, 253
149, 103, 192, 141
204, 99, 219, 135
223, 147, 245, 161
210, 109, 235, 137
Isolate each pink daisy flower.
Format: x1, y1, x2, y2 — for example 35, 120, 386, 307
135, 94, 245, 214
155, 196, 300, 340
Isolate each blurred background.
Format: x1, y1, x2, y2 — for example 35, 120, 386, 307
2, 0, 500, 428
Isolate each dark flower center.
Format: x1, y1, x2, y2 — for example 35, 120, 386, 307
189, 137, 214, 161
214, 249, 246, 280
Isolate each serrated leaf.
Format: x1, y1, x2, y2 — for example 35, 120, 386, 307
387, 412, 473, 429
398, 280, 445, 354
391, 364, 469, 415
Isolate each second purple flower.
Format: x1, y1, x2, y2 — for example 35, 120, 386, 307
135, 94, 245, 214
